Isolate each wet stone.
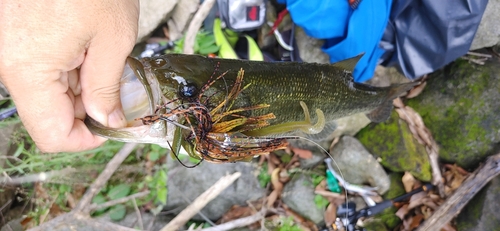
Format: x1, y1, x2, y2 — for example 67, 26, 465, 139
281, 174, 325, 225
330, 136, 391, 194
164, 160, 265, 221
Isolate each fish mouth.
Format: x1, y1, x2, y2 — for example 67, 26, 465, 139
85, 57, 176, 147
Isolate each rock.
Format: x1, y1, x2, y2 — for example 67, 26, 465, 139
356, 112, 432, 181
294, 27, 330, 64
456, 175, 500, 231
405, 58, 500, 168
97, 210, 172, 230
164, 160, 265, 221
0, 218, 24, 231
327, 113, 371, 140
471, 0, 500, 50
137, 0, 178, 42
368, 65, 411, 87
281, 174, 324, 225
167, 0, 200, 41
330, 136, 391, 194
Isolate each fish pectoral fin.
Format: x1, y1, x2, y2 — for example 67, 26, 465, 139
366, 100, 394, 123
243, 101, 326, 136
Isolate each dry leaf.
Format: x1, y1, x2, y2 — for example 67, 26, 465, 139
269, 153, 282, 165
444, 164, 469, 176
409, 214, 424, 230
271, 168, 283, 190
267, 189, 280, 208
393, 97, 405, 108
402, 215, 412, 231
258, 155, 266, 165
324, 203, 337, 227
395, 204, 409, 220
408, 191, 426, 210
267, 156, 276, 174
329, 137, 340, 151
284, 205, 317, 231
290, 147, 313, 159
406, 81, 427, 99
315, 179, 326, 191
402, 172, 417, 192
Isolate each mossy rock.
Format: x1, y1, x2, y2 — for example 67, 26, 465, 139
356, 111, 432, 181
358, 57, 500, 170
406, 58, 500, 168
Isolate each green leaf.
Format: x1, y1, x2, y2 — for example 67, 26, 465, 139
158, 169, 168, 182
280, 154, 292, 164
107, 184, 131, 200
156, 187, 167, 205
149, 151, 160, 161
314, 194, 329, 209
198, 45, 219, 55
258, 166, 271, 188
58, 184, 71, 193
109, 204, 127, 221
198, 35, 216, 48
312, 174, 325, 186
92, 194, 108, 213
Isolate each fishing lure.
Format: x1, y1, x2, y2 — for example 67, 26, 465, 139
137, 68, 289, 163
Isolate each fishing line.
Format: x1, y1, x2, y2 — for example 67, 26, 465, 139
198, 132, 350, 223
165, 140, 203, 168
272, 135, 351, 225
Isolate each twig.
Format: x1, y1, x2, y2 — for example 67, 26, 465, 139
87, 190, 150, 212
28, 143, 140, 231
461, 56, 487, 65
467, 51, 492, 58
132, 198, 144, 231
169, 181, 217, 226
417, 153, 500, 231
160, 172, 242, 231
0, 167, 77, 185
29, 214, 142, 231
200, 210, 266, 231
183, 0, 216, 54
75, 143, 137, 214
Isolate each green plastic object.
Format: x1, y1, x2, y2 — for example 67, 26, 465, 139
326, 170, 341, 193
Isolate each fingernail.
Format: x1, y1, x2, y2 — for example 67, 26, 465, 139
108, 108, 127, 128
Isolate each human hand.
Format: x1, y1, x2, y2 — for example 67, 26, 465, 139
0, 1, 139, 152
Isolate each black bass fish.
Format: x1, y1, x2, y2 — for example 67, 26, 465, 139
86, 54, 418, 149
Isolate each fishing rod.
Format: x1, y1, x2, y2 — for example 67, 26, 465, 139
331, 183, 434, 231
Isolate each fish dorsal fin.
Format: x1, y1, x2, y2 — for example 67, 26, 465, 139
331, 53, 364, 72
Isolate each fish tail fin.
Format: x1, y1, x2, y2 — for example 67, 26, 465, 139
366, 81, 420, 123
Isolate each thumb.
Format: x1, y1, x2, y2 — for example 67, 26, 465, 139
80, 36, 136, 128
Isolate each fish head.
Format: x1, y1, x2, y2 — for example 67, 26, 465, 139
85, 55, 210, 148
139, 54, 216, 103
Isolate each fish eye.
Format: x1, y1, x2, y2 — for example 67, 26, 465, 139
153, 58, 166, 67
179, 83, 198, 98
